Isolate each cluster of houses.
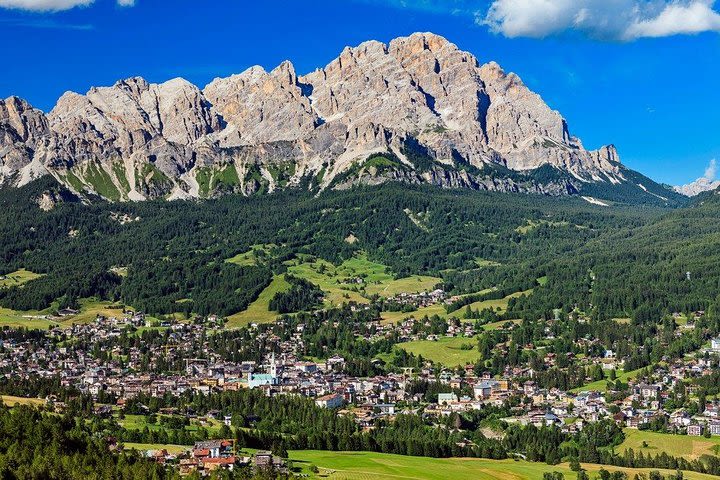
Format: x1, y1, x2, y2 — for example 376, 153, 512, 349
387, 289, 446, 308
137, 439, 287, 476
3, 304, 720, 458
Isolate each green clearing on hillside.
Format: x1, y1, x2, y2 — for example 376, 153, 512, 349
0, 269, 44, 288
482, 319, 521, 331
286, 254, 440, 307
224, 254, 441, 327
380, 303, 447, 324
225, 244, 276, 267
379, 288, 525, 325
51, 298, 166, 327
0, 296, 57, 329
397, 336, 481, 367
123, 443, 188, 454
118, 414, 225, 435
288, 450, 716, 480
0, 308, 55, 329
619, 429, 720, 460
1, 395, 46, 407
463, 289, 533, 316
225, 275, 291, 328
570, 367, 645, 393
285, 258, 367, 306
58, 298, 127, 326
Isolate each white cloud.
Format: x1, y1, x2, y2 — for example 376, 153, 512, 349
0, 0, 93, 11
482, 0, 720, 40
625, 1, 720, 38
704, 158, 717, 181
0, 0, 135, 11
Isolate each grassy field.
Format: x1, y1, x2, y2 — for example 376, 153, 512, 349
0, 269, 43, 288
619, 429, 720, 460
226, 275, 291, 328
380, 289, 531, 325
0, 297, 132, 330
464, 289, 533, 316
289, 450, 717, 480
380, 303, 447, 324
286, 254, 441, 307
482, 319, 521, 331
0, 307, 55, 329
58, 298, 127, 325
0, 271, 54, 329
225, 244, 276, 267
1, 395, 46, 407
397, 336, 480, 366
118, 414, 225, 435
570, 367, 644, 393
287, 258, 368, 306
123, 443, 189, 454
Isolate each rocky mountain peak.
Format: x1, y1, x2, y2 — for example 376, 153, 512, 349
0, 32, 677, 205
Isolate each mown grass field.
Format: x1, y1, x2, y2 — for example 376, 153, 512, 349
123, 443, 189, 454
118, 414, 225, 435
0, 269, 44, 288
0, 297, 146, 330
59, 298, 127, 325
0, 307, 55, 329
289, 450, 717, 480
0, 270, 52, 329
1, 395, 46, 407
397, 336, 480, 367
619, 429, 720, 460
225, 275, 291, 328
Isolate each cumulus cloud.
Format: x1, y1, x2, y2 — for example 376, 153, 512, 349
0, 0, 135, 11
0, 0, 93, 11
626, 1, 720, 38
482, 0, 720, 40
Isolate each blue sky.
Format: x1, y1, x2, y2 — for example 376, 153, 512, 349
0, 0, 718, 185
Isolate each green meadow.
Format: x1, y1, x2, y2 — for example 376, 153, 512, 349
619, 429, 720, 460
397, 335, 480, 367
226, 274, 291, 327
289, 450, 717, 480
0, 269, 44, 288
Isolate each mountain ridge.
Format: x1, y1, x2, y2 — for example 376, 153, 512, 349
0, 32, 682, 206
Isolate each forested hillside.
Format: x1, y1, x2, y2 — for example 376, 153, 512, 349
0, 177, 717, 323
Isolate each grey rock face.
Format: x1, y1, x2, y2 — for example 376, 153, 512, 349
1, 32, 635, 201
0, 96, 54, 186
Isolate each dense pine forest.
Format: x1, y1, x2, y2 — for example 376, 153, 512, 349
1, 177, 718, 323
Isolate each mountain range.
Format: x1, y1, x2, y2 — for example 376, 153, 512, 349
0, 32, 684, 205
